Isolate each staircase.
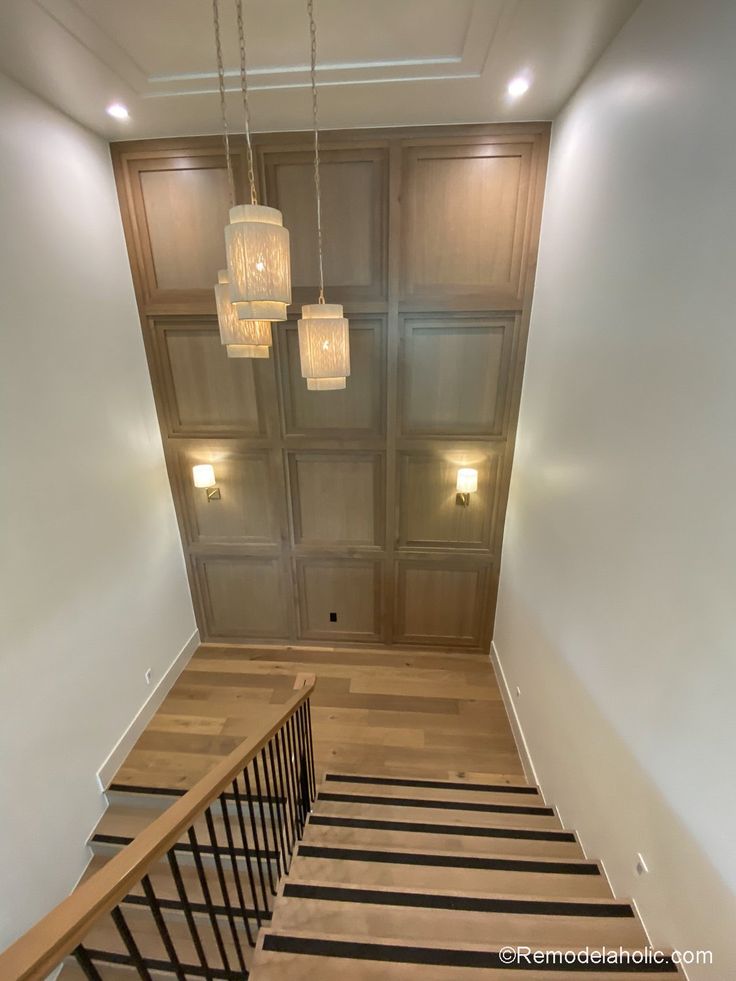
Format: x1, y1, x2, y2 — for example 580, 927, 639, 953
0, 682, 683, 980
250, 772, 680, 979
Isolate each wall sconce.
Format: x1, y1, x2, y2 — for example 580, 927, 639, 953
192, 464, 220, 502
456, 467, 478, 507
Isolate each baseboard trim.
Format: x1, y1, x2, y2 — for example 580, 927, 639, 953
96, 630, 199, 791
489, 639, 539, 788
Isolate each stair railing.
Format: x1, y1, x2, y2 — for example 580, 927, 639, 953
0, 681, 316, 980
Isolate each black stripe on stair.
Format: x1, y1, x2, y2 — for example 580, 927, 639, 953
318, 792, 554, 816
261, 936, 677, 972
297, 844, 600, 876
108, 782, 285, 805
309, 814, 576, 842
325, 774, 540, 795
283, 883, 634, 918
93, 833, 279, 861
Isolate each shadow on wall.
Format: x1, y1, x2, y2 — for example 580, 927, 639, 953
493, 585, 736, 980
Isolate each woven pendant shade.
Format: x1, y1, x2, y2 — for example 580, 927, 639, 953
298, 303, 350, 390
214, 269, 272, 359
225, 204, 291, 321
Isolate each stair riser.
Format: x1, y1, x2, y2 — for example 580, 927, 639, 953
312, 800, 561, 830
319, 782, 543, 806
289, 857, 610, 899
252, 942, 678, 980
304, 822, 582, 859
271, 899, 646, 947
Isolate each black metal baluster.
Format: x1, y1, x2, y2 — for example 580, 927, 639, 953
284, 715, 303, 837
305, 697, 317, 798
294, 706, 311, 826
258, 748, 283, 877
110, 905, 153, 980
275, 726, 296, 853
167, 848, 213, 980
244, 766, 275, 904
73, 945, 103, 981
141, 873, 187, 981
240, 769, 271, 917
287, 715, 305, 835
252, 755, 278, 892
266, 739, 288, 865
217, 793, 256, 947
299, 704, 313, 817
227, 779, 263, 930
188, 823, 231, 973
203, 806, 248, 975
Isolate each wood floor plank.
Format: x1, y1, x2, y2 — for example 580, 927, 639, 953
111, 644, 524, 792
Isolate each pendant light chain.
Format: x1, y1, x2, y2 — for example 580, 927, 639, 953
308, 0, 326, 304
235, 0, 258, 206
212, 0, 235, 208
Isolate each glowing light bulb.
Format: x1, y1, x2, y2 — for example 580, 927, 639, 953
507, 76, 530, 98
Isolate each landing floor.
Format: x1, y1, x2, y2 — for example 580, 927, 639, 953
112, 645, 523, 790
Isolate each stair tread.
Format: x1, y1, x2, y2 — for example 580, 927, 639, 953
296, 840, 598, 868
317, 785, 552, 810
312, 798, 562, 830
289, 843, 610, 899
305, 813, 581, 858
323, 773, 540, 795
251, 930, 679, 979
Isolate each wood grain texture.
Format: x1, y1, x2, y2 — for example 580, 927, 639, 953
112, 644, 522, 791
110, 124, 550, 650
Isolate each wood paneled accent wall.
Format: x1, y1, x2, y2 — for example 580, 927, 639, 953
111, 124, 549, 652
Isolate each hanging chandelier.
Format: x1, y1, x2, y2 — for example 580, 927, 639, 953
225, 0, 291, 323
297, 0, 350, 390
214, 269, 272, 358
210, 0, 274, 357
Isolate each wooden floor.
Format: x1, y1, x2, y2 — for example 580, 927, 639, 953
112, 645, 523, 791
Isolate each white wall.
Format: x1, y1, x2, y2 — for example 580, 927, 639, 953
0, 73, 196, 949
494, 0, 736, 975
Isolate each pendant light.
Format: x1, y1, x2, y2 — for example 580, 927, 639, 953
297, 0, 351, 391
210, 0, 273, 357
225, 0, 291, 322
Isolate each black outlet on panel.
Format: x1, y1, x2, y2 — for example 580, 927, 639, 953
329, 612, 337, 622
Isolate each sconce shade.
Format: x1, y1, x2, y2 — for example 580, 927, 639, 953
456, 467, 478, 494
192, 464, 216, 489
225, 205, 291, 321
298, 303, 350, 390
214, 269, 273, 355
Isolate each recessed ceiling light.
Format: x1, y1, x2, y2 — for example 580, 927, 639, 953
507, 76, 530, 98
106, 103, 129, 120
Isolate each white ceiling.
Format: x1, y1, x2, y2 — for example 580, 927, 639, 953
0, 0, 639, 140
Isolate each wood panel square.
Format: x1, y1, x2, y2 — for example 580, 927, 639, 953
397, 450, 500, 550
296, 559, 382, 642
288, 452, 383, 547
395, 561, 490, 647
401, 142, 532, 302
400, 315, 515, 436
261, 146, 387, 303
278, 319, 385, 436
156, 323, 265, 437
196, 556, 289, 639
140, 166, 230, 290
179, 447, 280, 545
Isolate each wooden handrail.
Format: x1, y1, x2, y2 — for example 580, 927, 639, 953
0, 681, 315, 981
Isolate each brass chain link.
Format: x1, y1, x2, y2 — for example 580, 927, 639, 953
308, 0, 326, 303
212, 0, 235, 208
235, 0, 258, 205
